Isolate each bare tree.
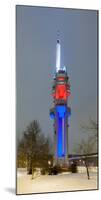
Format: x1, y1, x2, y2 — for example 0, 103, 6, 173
75, 119, 98, 179
75, 137, 96, 179
17, 120, 53, 177
81, 118, 98, 143
17, 138, 27, 168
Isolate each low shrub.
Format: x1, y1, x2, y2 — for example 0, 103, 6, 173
69, 162, 77, 173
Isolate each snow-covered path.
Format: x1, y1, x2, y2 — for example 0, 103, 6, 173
17, 170, 98, 194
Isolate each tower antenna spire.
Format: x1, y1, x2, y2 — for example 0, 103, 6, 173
57, 30, 60, 43
57, 30, 60, 38
56, 30, 61, 72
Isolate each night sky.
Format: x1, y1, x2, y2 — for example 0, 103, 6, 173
16, 6, 97, 153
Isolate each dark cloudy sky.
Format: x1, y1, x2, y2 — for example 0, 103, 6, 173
16, 6, 98, 153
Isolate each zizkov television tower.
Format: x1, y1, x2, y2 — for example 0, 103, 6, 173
50, 35, 71, 166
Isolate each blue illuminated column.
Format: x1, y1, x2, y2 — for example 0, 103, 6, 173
56, 105, 66, 158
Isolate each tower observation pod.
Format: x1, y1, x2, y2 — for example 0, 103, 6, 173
50, 37, 71, 166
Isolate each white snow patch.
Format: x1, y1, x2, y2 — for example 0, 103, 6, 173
17, 168, 98, 194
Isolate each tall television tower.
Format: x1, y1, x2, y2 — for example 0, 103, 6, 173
50, 33, 71, 166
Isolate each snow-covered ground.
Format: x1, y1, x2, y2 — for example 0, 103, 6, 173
17, 168, 98, 194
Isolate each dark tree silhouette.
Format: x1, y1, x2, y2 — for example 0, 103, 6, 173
75, 119, 98, 180
75, 138, 95, 179
17, 138, 27, 168
17, 120, 53, 176
81, 118, 98, 144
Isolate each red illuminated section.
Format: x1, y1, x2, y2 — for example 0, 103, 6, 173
52, 83, 70, 100
56, 85, 67, 100
57, 77, 65, 81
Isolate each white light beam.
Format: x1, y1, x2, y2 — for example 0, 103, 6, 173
56, 40, 61, 72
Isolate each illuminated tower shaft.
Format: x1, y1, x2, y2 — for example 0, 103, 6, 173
55, 105, 68, 161
50, 38, 71, 165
